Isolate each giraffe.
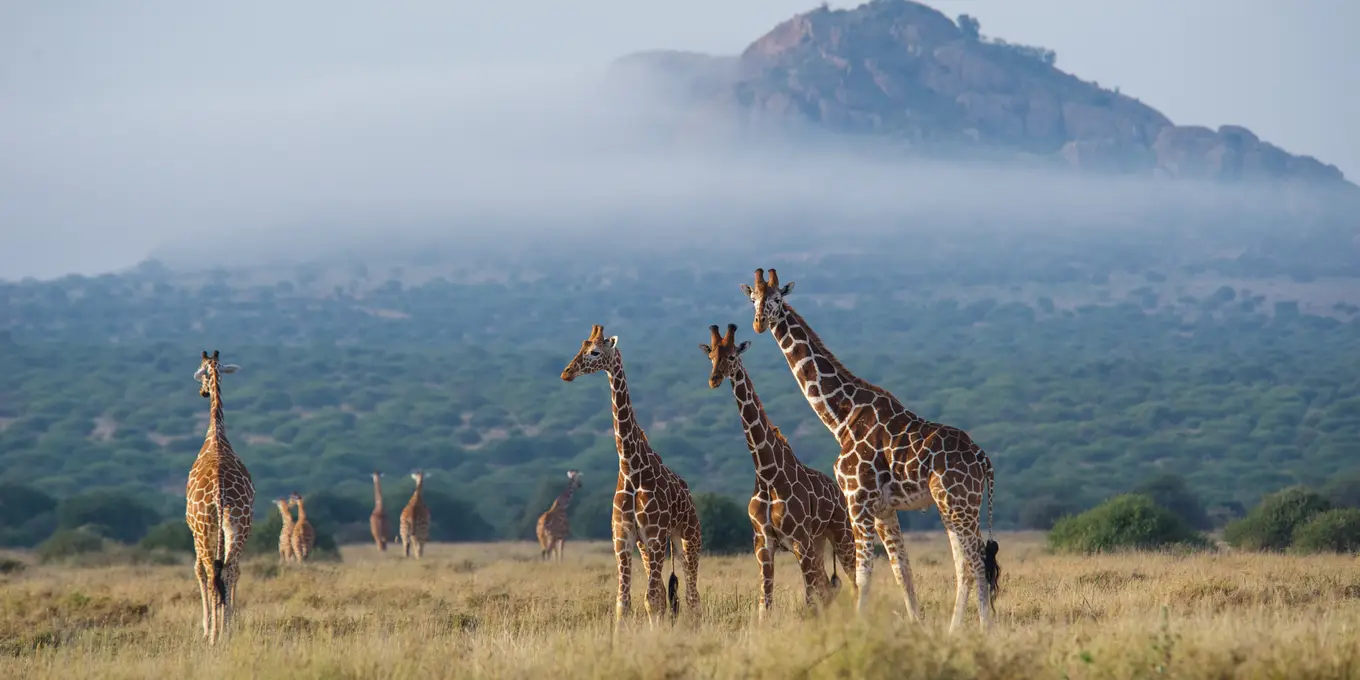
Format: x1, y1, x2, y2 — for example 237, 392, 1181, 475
370, 471, 388, 553
184, 350, 254, 644
289, 492, 315, 562
741, 269, 1000, 632
561, 324, 702, 634
273, 498, 296, 565
701, 323, 857, 619
400, 470, 431, 559
536, 469, 583, 562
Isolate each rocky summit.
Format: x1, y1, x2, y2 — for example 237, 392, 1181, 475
614, 0, 1349, 186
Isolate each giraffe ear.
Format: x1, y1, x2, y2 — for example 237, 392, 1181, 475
780, 282, 795, 296
739, 284, 754, 297
699, 343, 712, 355
735, 340, 751, 355
219, 364, 241, 374
603, 336, 618, 349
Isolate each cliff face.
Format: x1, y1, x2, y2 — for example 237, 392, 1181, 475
616, 0, 1348, 185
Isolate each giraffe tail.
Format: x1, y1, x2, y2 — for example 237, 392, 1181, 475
667, 538, 679, 620
211, 523, 227, 604
982, 458, 1000, 608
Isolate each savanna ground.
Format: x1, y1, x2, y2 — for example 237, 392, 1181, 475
2, 532, 1359, 679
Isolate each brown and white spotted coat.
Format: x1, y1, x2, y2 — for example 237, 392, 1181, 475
400, 471, 431, 558
185, 350, 254, 644
537, 469, 582, 561
742, 269, 1000, 632
702, 324, 856, 618
561, 324, 702, 634
370, 471, 388, 553
289, 492, 314, 562
274, 498, 296, 564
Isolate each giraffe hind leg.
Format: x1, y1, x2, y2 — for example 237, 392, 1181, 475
680, 532, 701, 617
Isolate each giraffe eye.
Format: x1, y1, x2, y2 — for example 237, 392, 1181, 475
588, 350, 600, 357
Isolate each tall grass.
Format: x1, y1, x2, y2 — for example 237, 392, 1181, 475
2, 532, 1358, 679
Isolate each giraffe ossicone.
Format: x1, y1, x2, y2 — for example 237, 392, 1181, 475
702, 322, 857, 620
184, 349, 255, 645
743, 268, 1001, 632
561, 323, 703, 635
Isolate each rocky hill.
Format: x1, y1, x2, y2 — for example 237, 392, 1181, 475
614, 0, 1350, 186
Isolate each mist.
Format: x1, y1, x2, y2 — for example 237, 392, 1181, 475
0, 1, 1347, 280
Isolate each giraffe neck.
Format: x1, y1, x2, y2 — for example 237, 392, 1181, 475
412, 478, 424, 504
295, 501, 307, 523
549, 481, 577, 514
204, 369, 229, 445
772, 305, 890, 444
605, 356, 658, 479
730, 364, 797, 483
278, 506, 294, 529
372, 477, 384, 511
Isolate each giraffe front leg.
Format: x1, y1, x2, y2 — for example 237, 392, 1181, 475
846, 497, 877, 618
612, 529, 633, 636
874, 515, 923, 624
753, 529, 775, 621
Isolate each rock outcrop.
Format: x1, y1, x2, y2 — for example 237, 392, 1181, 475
615, 0, 1349, 186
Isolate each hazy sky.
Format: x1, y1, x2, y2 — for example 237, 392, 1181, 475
1, 0, 1355, 280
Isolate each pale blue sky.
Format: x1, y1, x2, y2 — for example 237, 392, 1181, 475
0, 1, 1354, 278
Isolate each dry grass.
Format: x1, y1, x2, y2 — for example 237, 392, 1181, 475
2, 532, 1360, 679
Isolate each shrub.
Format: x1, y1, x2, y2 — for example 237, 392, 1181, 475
1321, 470, 1360, 509
1290, 508, 1360, 554
57, 490, 160, 544
693, 492, 749, 555
36, 528, 106, 563
1223, 486, 1331, 552
138, 521, 194, 553
1019, 495, 1076, 530
1047, 494, 1211, 554
1132, 473, 1211, 529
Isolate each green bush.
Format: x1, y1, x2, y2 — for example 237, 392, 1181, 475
693, 492, 749, 556
1321, 470, 1360, 509
1290, 508, 1360, 554
138, 521, 195, 552
57, 490, 160, 544
1223, 486, 1332, 552
35, 528, 106, 563
1132, 473, 1210, 529
1047, 494, 1211, 554
0, 483, 59, 547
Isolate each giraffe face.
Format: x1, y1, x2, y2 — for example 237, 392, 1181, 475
193, 350, 240, 398
274, 498, 290, 513
740, 268, 794, 334
410, 471, 425, 484
700, 323, 751, 389
560, 324, 620, 382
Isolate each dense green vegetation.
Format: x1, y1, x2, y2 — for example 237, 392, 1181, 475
1046, 494, 1212, 554
2, 232, 1358, 548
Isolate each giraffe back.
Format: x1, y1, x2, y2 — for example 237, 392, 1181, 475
186, 442, 255, 561
400, 496, 430, 541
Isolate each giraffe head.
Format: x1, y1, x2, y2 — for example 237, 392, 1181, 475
560, 324, 620, 382
739, 268, 794, 334
566, 469, 583, 490
372, 470, 383, 481
699, 323, 750, 389
287, 492, 303, 507
274, 498, 291, 514
193, 350, 240, 398
410, 470, 425, 485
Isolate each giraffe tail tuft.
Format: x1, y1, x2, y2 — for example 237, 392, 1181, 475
667, 538, 679, 619
983, 539, 1001, 607
211, 558, 227, 602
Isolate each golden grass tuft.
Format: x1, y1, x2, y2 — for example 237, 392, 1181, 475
2, 532, 1359, 679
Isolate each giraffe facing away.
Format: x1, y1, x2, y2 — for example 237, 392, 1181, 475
561, 324, 702, 634
370, 471, 388, 553
289, 492, 315, 562
185, 350, 255, 644
741, 269, 1000, 632
400, 470, 431, 558
701, 323, 857, 619
537, 469, 583, 561
273, 498, 296, 564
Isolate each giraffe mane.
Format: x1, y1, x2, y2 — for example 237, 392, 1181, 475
782, 303, 885, 396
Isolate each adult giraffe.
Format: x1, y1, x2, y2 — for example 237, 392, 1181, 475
561, 324, 702, 634
185, 350, 254, 644
741, 268, 1000, 631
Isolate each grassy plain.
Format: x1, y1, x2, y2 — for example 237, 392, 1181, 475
2, 532, 1359, 679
